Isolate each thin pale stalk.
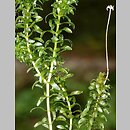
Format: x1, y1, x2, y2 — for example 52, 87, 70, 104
104, 5, 114, 84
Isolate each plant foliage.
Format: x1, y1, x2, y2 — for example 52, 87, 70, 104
78, 72, 111, 130
15, 0, 113, 130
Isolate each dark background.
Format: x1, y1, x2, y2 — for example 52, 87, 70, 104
16, 0, 116, 130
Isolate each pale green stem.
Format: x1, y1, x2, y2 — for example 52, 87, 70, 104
25, 19, 50, 130
46, 45, 57, 130
88, 96, 100, 130
46, 64, 53, 130
104, 5, 114, 84
56, 12, 73, 129
62, 88, 73, 130
67, 98, 73, 130
45, 15, 61, 130
25, 23, 47, 84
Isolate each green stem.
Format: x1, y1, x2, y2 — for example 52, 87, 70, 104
56, 14, 73, 130
88, 95, 101, 130
45, 44, 57, 130
67, 97, 73, 130
25, 7, 47, 84
46, 65, 53, 130
62, 88, 73, 130
26, 23, 51, 129
25, 23, 47, 84
57, 14, 73, 129
45, 15, 61, 130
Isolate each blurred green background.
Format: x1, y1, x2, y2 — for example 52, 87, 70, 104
16, 0, 116, 130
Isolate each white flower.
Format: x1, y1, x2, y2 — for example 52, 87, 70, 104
106, 5, 114, 11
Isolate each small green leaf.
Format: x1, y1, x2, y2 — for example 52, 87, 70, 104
42, 123, 49, 129
34, 121, 43, 128
99, 122, 104, 129
56, 116, 66, 121
103, 108, 109, 114
97, 107, 103, 113
32, 81, 39, 90
89, 118, 94, 125
34, 37, 44, 43
88, 85, 95, 90
34, 25, 42, 34
96, 84, 102, 94
37, 96, 46, 106
50, 81, 60, 90
35, 15, 43, 22
100, 114, 107, 122
58, 68, 68, 74
96, 84, 100, 89
92, 93, 97, 100
27, 67, 34, 73
35, 84, 43, 88
42, 117, 47, 123
34, 73, 40, 77
30, 107, 45, 113
39, 50, 47, 56
63, 27, 72, 33
28, 39, 35, 43
70, 91, 83, 96
65, 73, 73, 79
78, 117, 86, 125
16, 23, 24, 28
63, 45, 72, 51
34, 117, 48, 128
99, 100, 106, 106
47, 47, 53, 52
57, 125, 66, 129
70, 9, 74, 15
93, 112, 97, 118
45, 13, 53, 23
52, 111, 56, 121
35, 58, 42, 66
101, 94, 108, 99
49, 19, 55, 29
52, 36, 58, 43
49, 19, 53, 27
59, 107, 68, 114
81, 107, 89, 118
105, 85, 111, 89
35, 42, 43, 46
